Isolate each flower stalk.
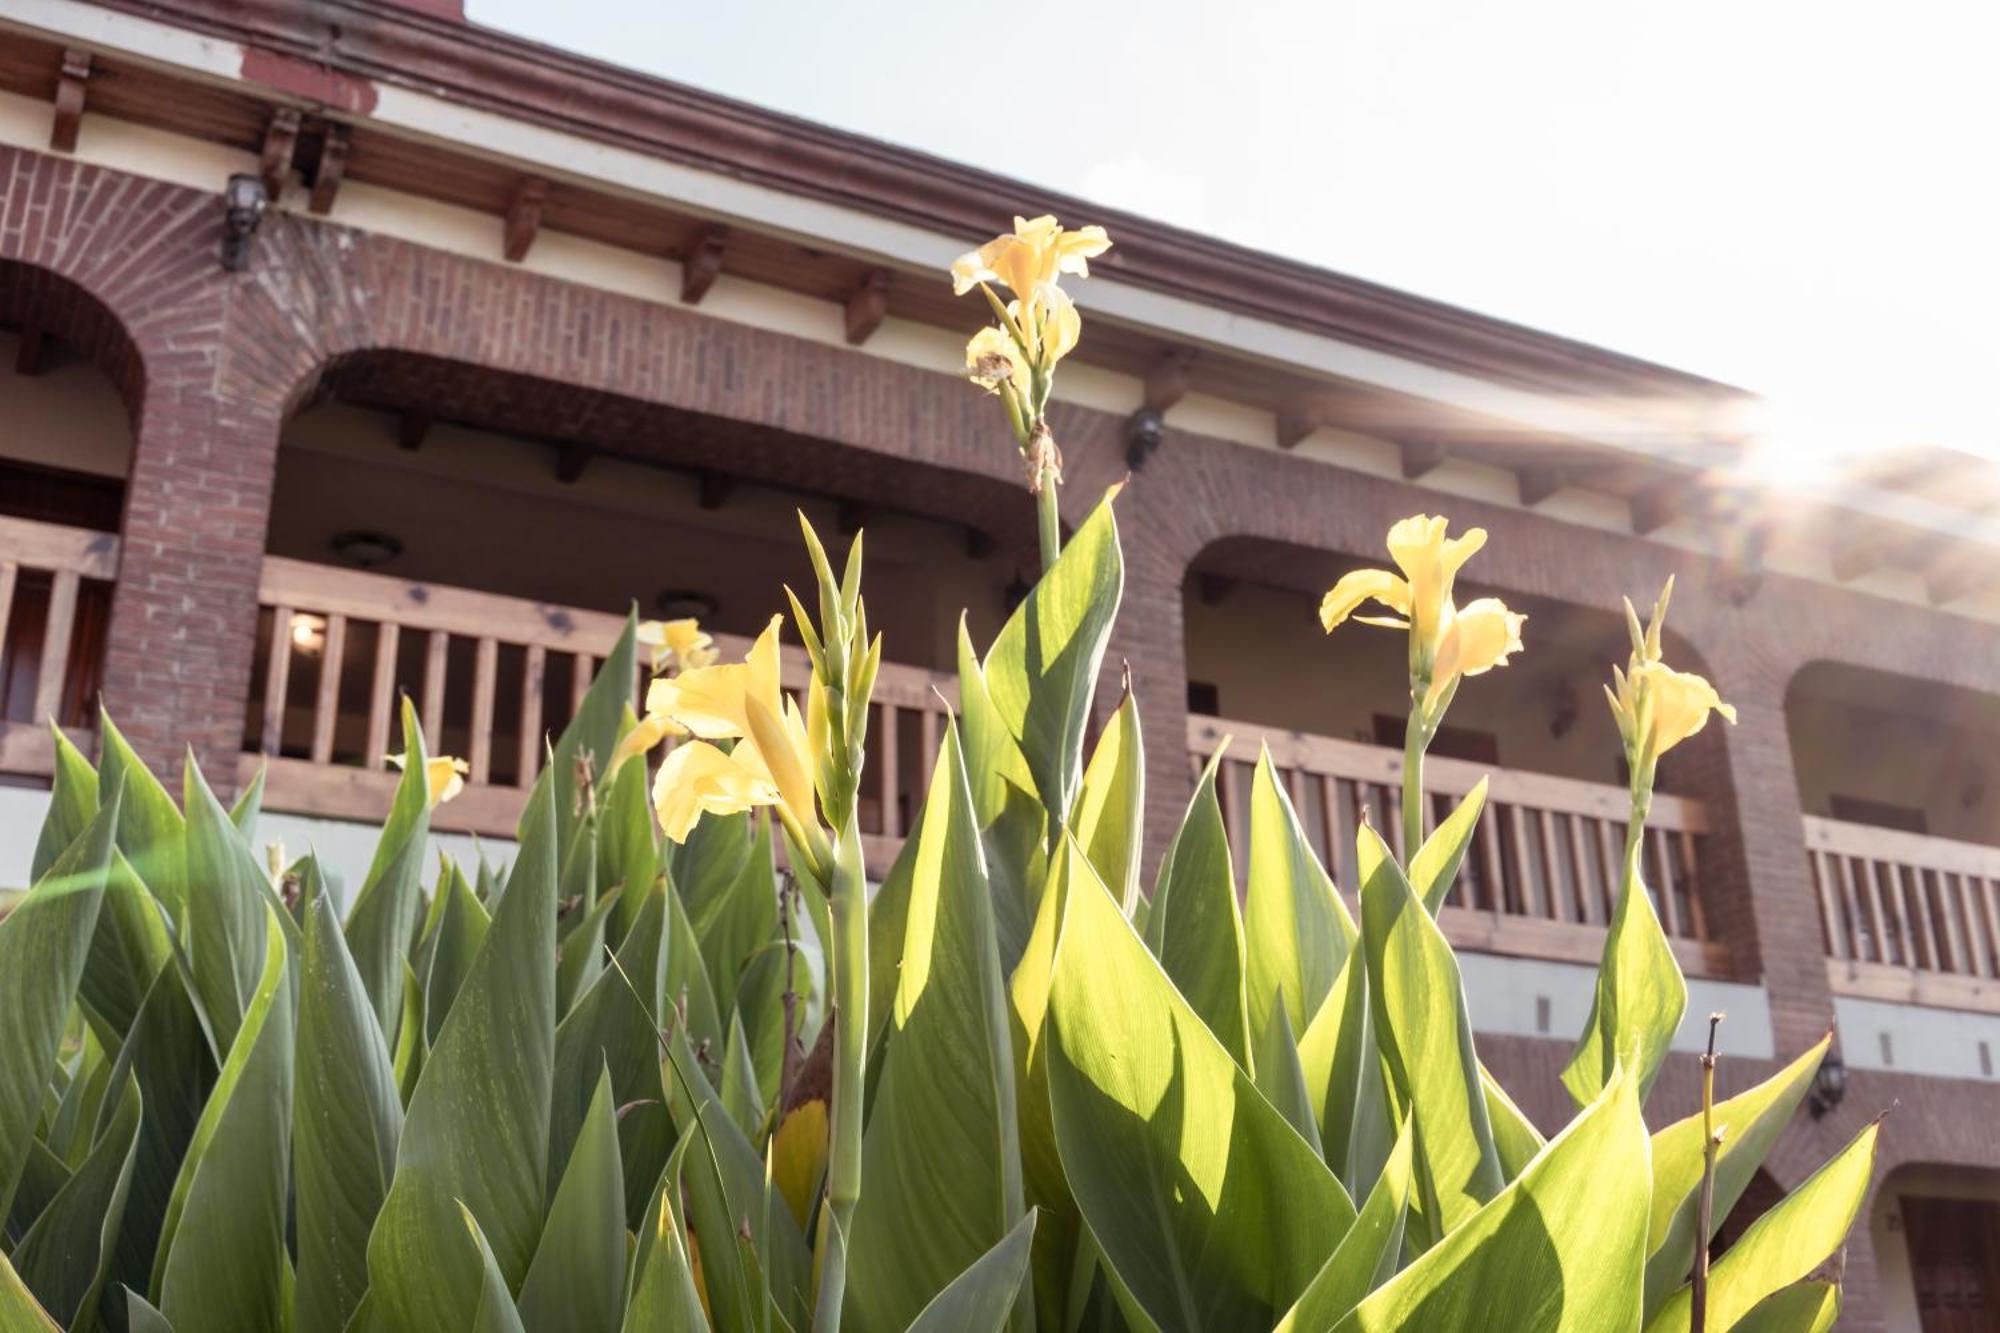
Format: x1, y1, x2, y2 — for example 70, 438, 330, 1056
1692, 1010, 1726, 1333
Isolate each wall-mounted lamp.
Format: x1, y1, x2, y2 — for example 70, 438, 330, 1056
288, 612, 327, 655
330, 530, 403, 569
1124, 406, 1166, 473
221, 172, 269, 271
1807, 1048, 1848, 1118
656, 588, 719, 622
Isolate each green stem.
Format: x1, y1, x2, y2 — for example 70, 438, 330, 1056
1401, 710, 1431, 867
812, 817, 869, 1333
1035, 479, 1061, 573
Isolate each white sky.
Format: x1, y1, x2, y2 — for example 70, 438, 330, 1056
469, 0, 2000, 465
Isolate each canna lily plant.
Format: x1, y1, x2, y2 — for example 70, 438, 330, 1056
0, 226, 1875, 1333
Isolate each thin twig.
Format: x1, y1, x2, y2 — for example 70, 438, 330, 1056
777, 871, 805, 1119
1692, 1011, 1726, 1333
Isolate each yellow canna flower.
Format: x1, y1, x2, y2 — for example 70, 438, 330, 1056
605, 712, 687, 776
965, 324, 1029, 398
651, 739, 780, 843
950, 215, 1112, 299
1604, 578, 1734, 768
1387, 515, 1487, 656
637, 618, 717, 675
386, 752, 469, 808
1427, 597, 1526, 705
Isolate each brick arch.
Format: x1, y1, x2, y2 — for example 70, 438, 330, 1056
0, 258, 146, 428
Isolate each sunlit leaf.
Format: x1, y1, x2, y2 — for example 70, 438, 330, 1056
1144, 754, 1250, 1066
13, 1071, 140, 1327
1277, 1119, 1413, 1332
907, 1209, 1040, 1333
1246, 748, 1352, 1040
518, 1065, 627, 1333
1562, 838, 1686, 1106
345, 700, 434, 1039
1074, 689, 1144, 915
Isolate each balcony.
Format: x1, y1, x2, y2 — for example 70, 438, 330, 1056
0, 514, 116, 776
1188, 715, 1728, 976
242, 556, 955, 876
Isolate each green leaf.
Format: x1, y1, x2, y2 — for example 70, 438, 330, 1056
847, 723, 1027, 1333
230, 763, 266, 837
1074, 690, 1144, 915
1644, 1122, 1878, 1333
1144, 755, 1250, 1066
1562, 835, 1687, 1106
1254, 996, 1324, 1156
30, 724, 96, 884
345, 699, 435, 1040
675, 811, 774, 1029
518, 1066, 627, 1333
598, 748, 659, 949
1731, 1281, 1840, 1333
554, 818, 605, 1013
366, 780, 559, 1331
1297, 941, 1379, 1190
621, 1171, 708, 1331
1643, 1036, 1830, 1314
955, 620, 1047, 974
719, 1011, 764, 1140
182, 757, 272, 1057
424, 860, 492, 1046
1482, 1066, 1547, 1182
1410, 781, 1486, 916
907, 1209, 1040, 1333
297, 892, 405, 1333
0, 1250, 61, 1332
79, 849, 174, 1049
982, 488, 1124, 825
1335, 1066, 1650, 1333
98, 714, 186, 926
460, 1205, 530, 1333
664, 880, 724, 1060
0, 791, 119, 1222
1358, 826, 1502, 1246
543, 613, 639, 860
13, 1072, 141, 1327
1277, 1119, 1414, 1333
125, 1289, 173, 1332
154, 907, 295, 1333
1246, 748, 1353, 1039
1047, 830, 1355, 1329
391, 960, 426, 1108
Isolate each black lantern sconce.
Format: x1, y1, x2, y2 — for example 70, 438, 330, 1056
1807, 1047, 1848, 1118
221, 172, 269, 271
1124, 406, 1166, 473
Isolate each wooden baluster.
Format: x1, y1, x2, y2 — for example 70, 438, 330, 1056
1384, 784, 1407, 864
1476, 802, 1504, 916
1811, 849, 1845, 960
1651, 821, 1685, 937
0, 561, 17, 672
1335, 778, 1361, 895
572, 653, 594, 718
309, 613, 347, 765
1936, 871, 1969, 976
365, 622, 399, 767
518, 644, 546, 786
1951, 873, 1988, 978
1981, 878, 2000, 981
421, 630, 448, 745
1319, 773, 1344, 890
878, 703, 901, 839
1536, 809, 1569, 923
31, 568, 80, 726
1222, 760, 1248, 863
919, 705, 939, 796
1904, 863, 1940, 972
1567, 814, 1597, 926
1504, 803, 1536, 919
1649, 829, 1678, 937
468, 636, 498, 785
260, 603, 294, 758
1833, 854, 1866, 962
1594, 817, 1621, 922
1679, 830, 1708, 940
1860, 857, 1894, 966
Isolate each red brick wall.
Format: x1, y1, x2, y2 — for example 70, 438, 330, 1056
5, 143, 1999, 1330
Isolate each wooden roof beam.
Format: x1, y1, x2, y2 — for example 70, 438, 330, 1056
50, 50, 90, 154
554, 443, 590, 484
1275, 395, 1328, 450
681, 225, 728, 305
1925, 547, 1992, 606
307, 122, 350, 216
396, 413, 431, 451
503, 177, 547, 263
1399, 436, 1447, 481
1517, 464, 1566, 508
1829, 533, 1893, 582
697, 469, 735, 510
258, 107, 301, 199
1629, 479, 1691, 535
844, 268, 891, 345
1145, 348, 1196, 414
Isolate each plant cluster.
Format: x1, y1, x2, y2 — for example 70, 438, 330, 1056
0, 217, 1875, 1333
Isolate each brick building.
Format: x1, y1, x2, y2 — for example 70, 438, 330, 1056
1, 2, 1996, 1326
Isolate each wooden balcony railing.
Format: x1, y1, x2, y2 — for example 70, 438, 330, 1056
0, 514, 118, 777
1188, 716, 1728, 976
243, 557, 956, 873
1809, 815, 2000, 1013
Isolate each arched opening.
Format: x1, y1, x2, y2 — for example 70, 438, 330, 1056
0, 261, 139, 765
1872, 1164, 2000, 1330
247, 351, 1033, 858
1789, 663, 2000, 997
1182, 534, 1728, 977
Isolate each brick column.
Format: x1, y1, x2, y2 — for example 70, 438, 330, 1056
103, 387, 284, 786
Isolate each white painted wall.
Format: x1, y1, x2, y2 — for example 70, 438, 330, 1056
1869, 1163, 2000, 1333
1458, 951, 1774, 1060
1837, 994, 2000, 1084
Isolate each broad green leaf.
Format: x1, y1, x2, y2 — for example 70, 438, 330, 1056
297, 893, 404, 1333
552, 877, 669, 1190
622, 1171, 707, 1331
1482, 1067, 1547, 1182
460, 1205, 530, 1333
1410, 780, 1486, 916
0, 1250, 61, 1332
423, 860, 491, 1046
1644, 1122, 1877, 1333
1643, 1036, 1830, 1314
1357, 826, 1502, 1246
983, 487, 1124, 825
719, 1012, 764, 1140
907, 1209, 1040, 1333
675, 810, 773, 1020
1563, 837, 1686, 1106
7, 1142, 67, 1244
183, 758, 278, 1055
230, 764, 266, 837
664, 879, 724, 1059
956, 619, 1047, 973
125, 1290, 173, 1333
518, 1066, 626, 1333
1277, 1119, 1414, 1333
345, 699, 435, 1039
97, 714, 185, 925
13, 1072, 140, 1327
154, 908, 294, 1333
1254, 996, 1324, 1155
79, 849, 173, 1049
554, 818, 605, 1012
1732, 1281, 1840, 1333
1246, 749, 1353, 1039
848, 724, 1026, 1333
1144, 755, 1250, 1066
1297, 942, 1381, 1191
1074, 689, 1144, 914
30, 724, 96, 884
1048, 831, 1355, 1330
736, 939, 804, 1109
1335, 1066, 1650, 1333
0, 792, 119, 1222
599, 747, 659, 948
542, 613, 639, 861
867, 829, 920, 1054
367, 781, 559, 1331
391, 960, 426, 1108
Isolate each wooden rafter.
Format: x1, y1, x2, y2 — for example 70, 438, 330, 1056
843, 268, 891, 345
503, 177, 547, 263
1400, 436, 1447, 480
554, 442, 590, 484
1275, 395, 1325, 450
697, 469, 735, 510
1517, 465, 1566, 508
259, 107, 302, 199
14, 320, 52, 377
1629, 480, 1689, 536
307, 122, 350, 216
680, 225, 728, 305
1145, 348, 1195, 414
395, 413, 431, 451
50, 49, 90, 154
